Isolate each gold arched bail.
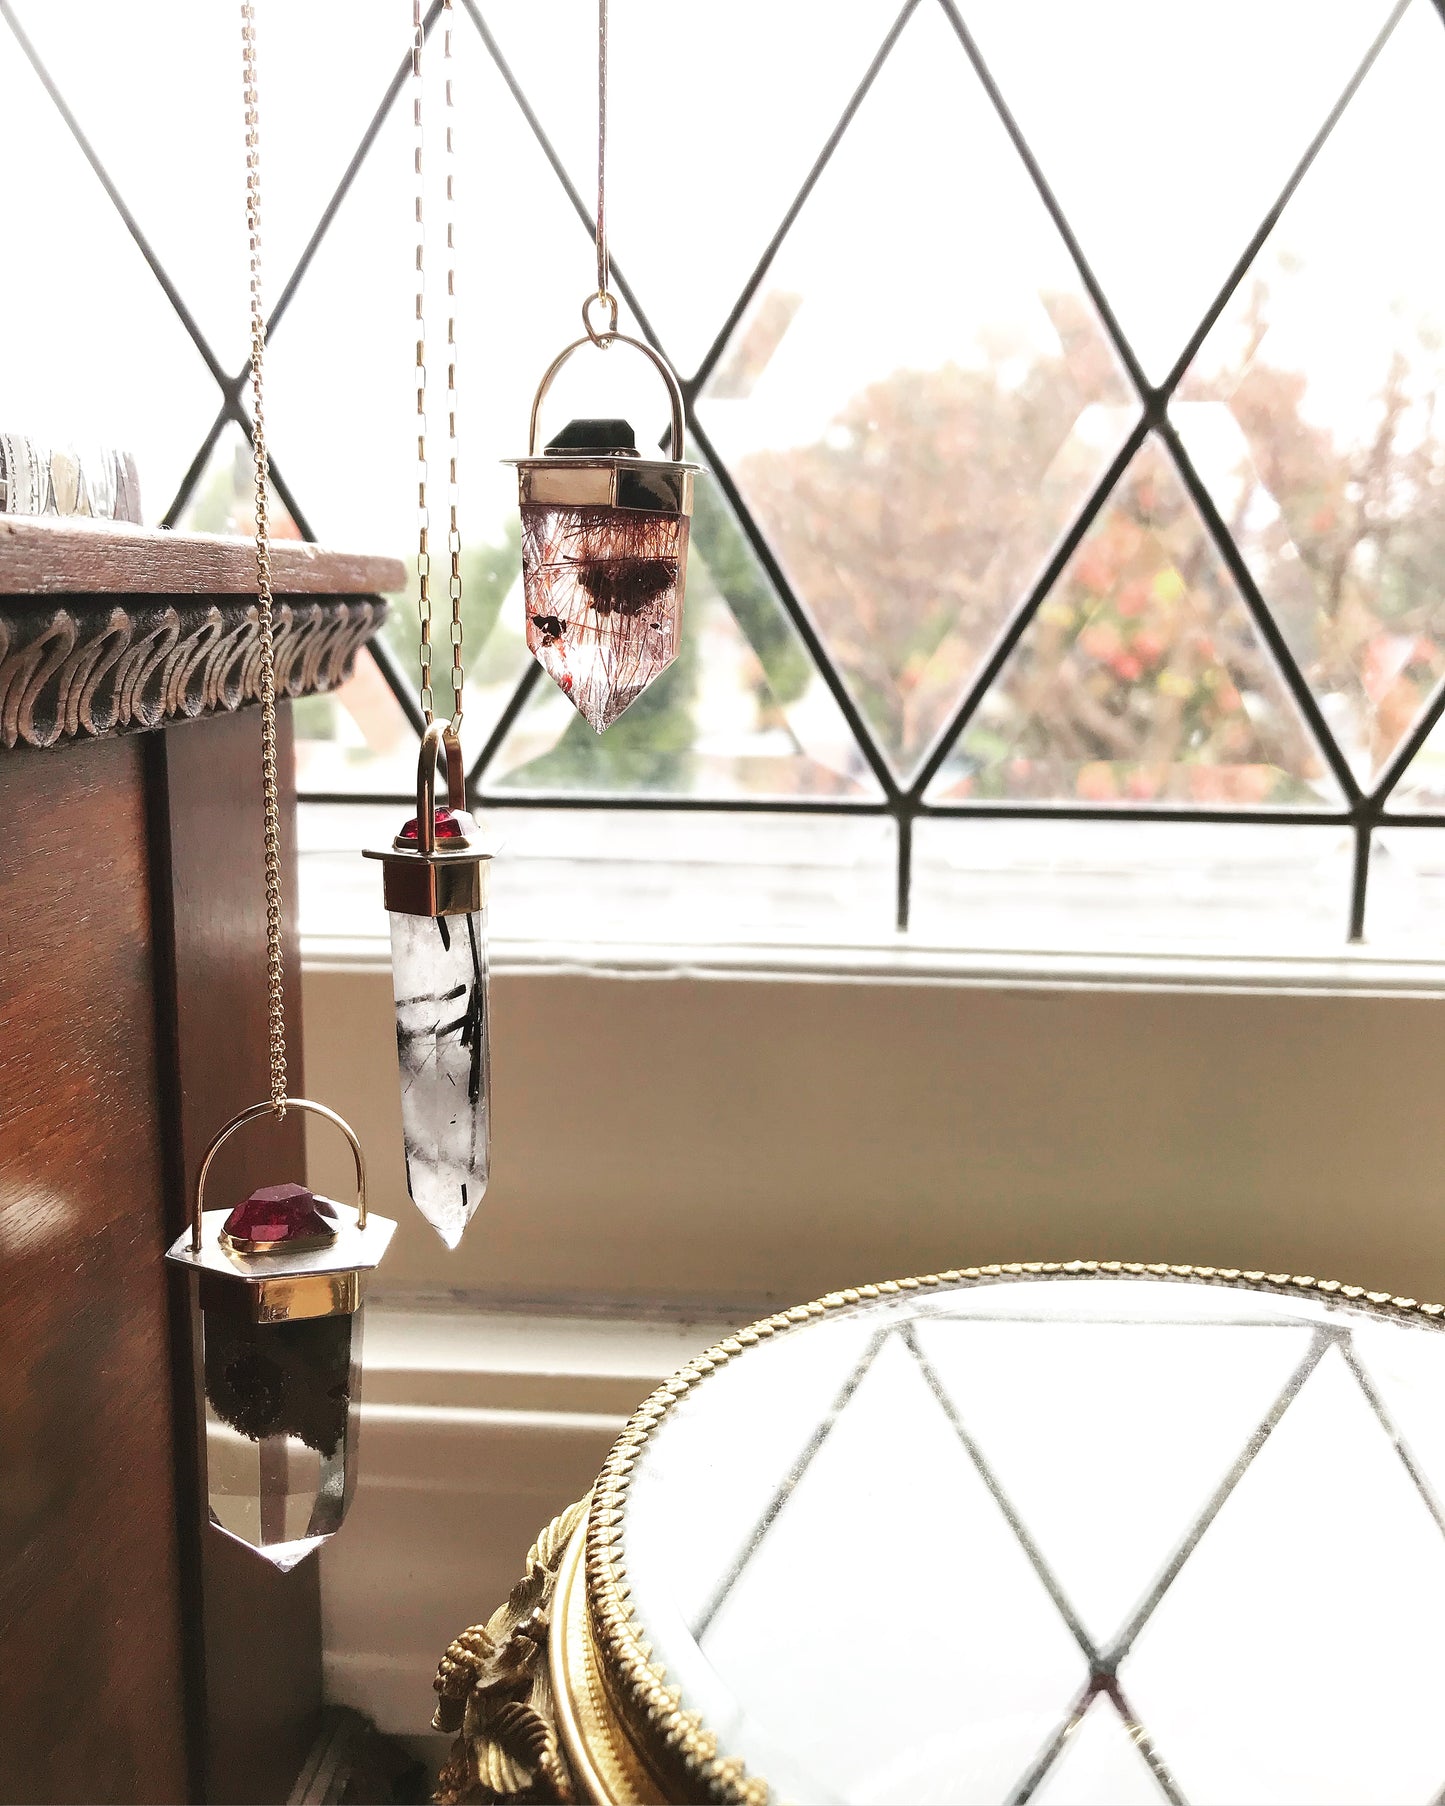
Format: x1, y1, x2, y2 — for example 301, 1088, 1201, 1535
192, 1097, 367, 1253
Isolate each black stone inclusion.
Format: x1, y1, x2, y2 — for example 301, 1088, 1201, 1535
204, 1313, 353, 1455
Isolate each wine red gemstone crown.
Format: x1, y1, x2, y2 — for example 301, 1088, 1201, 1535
397, 806, 473, 843
223, 1182, 337, 1246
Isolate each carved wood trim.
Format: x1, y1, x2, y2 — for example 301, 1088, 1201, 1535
0, 594, 389, 750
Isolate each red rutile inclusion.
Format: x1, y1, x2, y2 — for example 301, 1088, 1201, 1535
223, 1182, 336, 1246
520, 503, 687, 731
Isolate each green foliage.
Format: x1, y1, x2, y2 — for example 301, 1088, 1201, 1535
690, 476, 811, 706
382, 516, 523, 706
503, 610, 701, 791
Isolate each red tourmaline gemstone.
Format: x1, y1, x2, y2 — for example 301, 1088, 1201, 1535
223, 1182, 336, 1245
397, 807, 468, 842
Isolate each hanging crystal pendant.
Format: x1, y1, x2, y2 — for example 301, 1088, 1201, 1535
511, 330, 699, 732
166, 1102, 394, 1571
366, 726, 494, 1248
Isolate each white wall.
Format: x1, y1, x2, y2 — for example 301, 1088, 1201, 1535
304, 961, 1445, 1310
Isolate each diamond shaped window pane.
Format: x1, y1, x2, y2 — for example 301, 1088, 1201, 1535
1124, 1344, 1445, 1803
1176, 1, 1445, 783
486, 473, 879, 799
0, 15, 220, 523
174, 422, 296, 540
927, 440, 1338, 807
477, 0, 900, 380
960, 0, 1398, 382
1387, 707, 1445, 814
6, 0, 419, 372
696, 1, 1135, 782
912, 1315, 1316, 1649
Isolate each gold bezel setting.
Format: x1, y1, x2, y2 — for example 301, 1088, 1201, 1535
218, 1193, 342, 1257
363, 721, 496, 918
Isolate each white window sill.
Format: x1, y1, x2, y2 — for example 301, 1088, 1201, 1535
357, 1296, 743, 1415
303, 927, 1445, 998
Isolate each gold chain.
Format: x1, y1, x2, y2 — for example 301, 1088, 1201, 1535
241, 2, 287, 1119
595, 0, 609, 306
414, 0, 464, 731
582, 0, 617, 346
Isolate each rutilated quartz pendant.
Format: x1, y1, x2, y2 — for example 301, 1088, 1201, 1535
520, 492, 688, 732
509, 328, 700, 734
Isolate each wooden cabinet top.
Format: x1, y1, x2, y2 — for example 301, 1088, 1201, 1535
0, 515, 406, 598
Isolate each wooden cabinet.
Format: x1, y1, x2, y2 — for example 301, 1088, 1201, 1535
0, 519, 402, 1804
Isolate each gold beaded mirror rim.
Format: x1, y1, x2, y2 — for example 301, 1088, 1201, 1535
581, 1261, 1445, 1806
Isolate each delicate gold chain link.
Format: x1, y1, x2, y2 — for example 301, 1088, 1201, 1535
443, 4, 463, 730
414, 0, 465, 731
241, 1, 287, 1119
413, 0, 433, 723
596, 0, 609, 305
582, 0, 616, 348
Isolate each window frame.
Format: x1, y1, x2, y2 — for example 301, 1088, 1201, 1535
14, 0, 1445, 945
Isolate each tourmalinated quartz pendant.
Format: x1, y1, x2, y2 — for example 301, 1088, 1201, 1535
510, 329, 700, 733
389, 902, 490, 1248
166, 1101, 394, 1571
365, 727, 495, 1249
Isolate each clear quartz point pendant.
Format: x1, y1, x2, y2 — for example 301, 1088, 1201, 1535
165, 1105, 395, 1572
203, 1285, 364, 1572
387, 816, 491, 1247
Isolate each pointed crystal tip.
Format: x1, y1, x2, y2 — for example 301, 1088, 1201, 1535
430, 1215, 468, 1251
223, 1182, 337, 1248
